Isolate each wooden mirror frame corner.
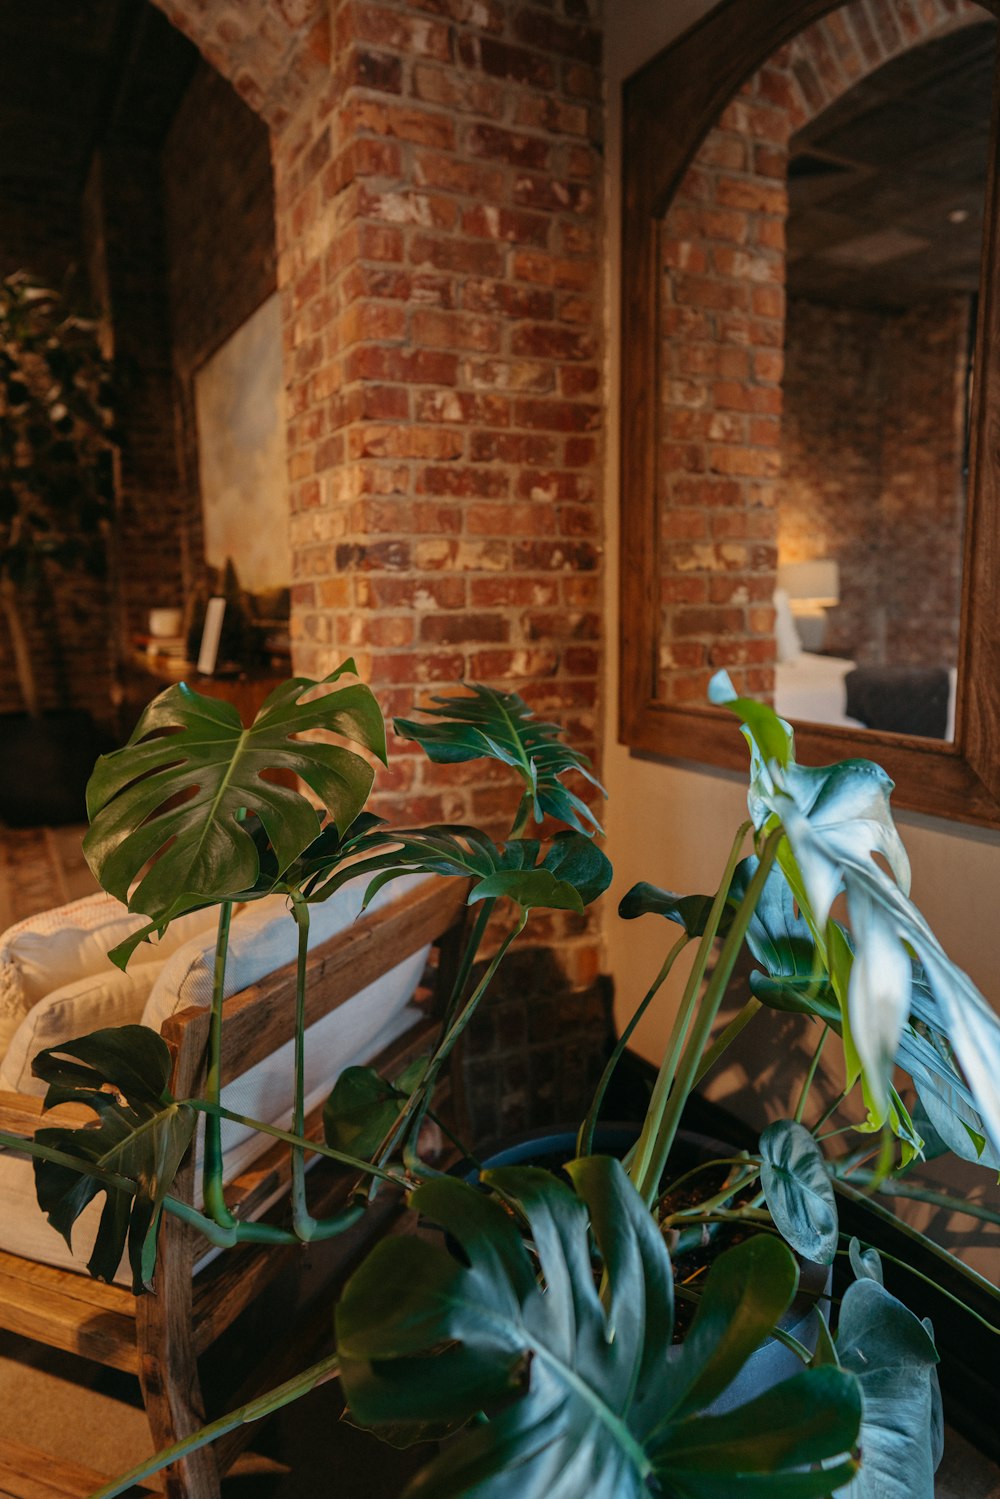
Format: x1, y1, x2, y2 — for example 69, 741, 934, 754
620, 0, 1000, 828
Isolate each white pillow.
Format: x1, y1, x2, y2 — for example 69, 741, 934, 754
0, 960, 164, 1096
773, 588, 803, 664
0, 893, 219, 1060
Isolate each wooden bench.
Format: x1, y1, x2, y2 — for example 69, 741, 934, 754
0, 876, 469, 1499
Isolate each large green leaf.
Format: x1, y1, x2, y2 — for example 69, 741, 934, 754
308, 826, 612, 916
393, 684, 605, 834
712, 673, 1000, 1152
759, 1120, 839, 1266
618, 882, 735, 940
337, 1158, 860, 1498
323, 1059, 424, 1159
83, 665, 386, 957
31, 1026, 195, 1292
833, 1260, 942, 1499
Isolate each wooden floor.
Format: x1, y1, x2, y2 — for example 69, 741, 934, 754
0, 825, 97, 929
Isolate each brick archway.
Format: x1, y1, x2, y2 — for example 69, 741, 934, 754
657, 0, 989, 706
788, 0, 984, 129
150, 0, 330, 127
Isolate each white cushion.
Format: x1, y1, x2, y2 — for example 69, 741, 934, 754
773, 587, 803, 664
142, 873, 431, 1168
0, 961, 165, 1096
0, 1006, 421, 1285
0, 893, 217, 1061
0, 875, 432, 1281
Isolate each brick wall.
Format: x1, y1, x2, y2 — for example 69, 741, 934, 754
136, 0, 607, 1029
655, 0, 983, 707
85, 145, 188, 663
261, 0, 605, 992
656, 65, 787, 707
782, 294, 968, 669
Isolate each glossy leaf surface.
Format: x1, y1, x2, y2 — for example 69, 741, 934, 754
337, 1159, 860, 1498
618, 882, 733, 939
711, 671, 1000, 1153
31, 1026, 194, 1292
834, 1269, 942, 1498
84, 666, 386, 959
759, 1120, 839, 1265
308, 826, 611, 915
394, 684, 605, 834
323, 1060, 424, 1160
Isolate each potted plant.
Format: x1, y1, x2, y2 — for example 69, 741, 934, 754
6, 666, 1000, 1497
0, 268, 119, 825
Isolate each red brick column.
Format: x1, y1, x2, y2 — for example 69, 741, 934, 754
270, 1, 604, 856
150, 0, 606, 992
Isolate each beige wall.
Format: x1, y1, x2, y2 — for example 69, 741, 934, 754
600, 0, 1000, 1065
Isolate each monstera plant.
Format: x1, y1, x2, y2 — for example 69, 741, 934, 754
3, 665, 1000, 1498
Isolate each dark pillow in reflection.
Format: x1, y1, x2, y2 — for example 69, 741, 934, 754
844, 666, 950, 739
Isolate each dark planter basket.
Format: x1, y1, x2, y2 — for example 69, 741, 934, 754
472, 1123, 831, 1415
0, 709, 112, 827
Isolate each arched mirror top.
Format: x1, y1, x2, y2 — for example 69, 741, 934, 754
620, 0, 1000, 827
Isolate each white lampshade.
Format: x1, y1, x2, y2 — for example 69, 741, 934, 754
777, 559, 840, 608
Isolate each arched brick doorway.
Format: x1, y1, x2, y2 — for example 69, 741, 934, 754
657, 0, 989, 705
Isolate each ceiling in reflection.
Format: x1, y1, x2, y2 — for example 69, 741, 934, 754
788, 19, 996, 309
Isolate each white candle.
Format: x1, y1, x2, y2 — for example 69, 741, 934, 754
197, 597, 226, 675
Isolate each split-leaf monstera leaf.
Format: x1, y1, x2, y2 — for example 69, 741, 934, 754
31, 1026, 193, 1293
304, 824, 612, 916
710, 672, 1000, 1156
394, 683, 605, 834
84, 664, 386, 966
337, 1157, 861, 1498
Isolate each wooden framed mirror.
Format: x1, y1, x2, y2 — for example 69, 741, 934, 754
620, 0, 1000, 827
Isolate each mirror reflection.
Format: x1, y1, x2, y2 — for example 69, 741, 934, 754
656, 6, 996, 739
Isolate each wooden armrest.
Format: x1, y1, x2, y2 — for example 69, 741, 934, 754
0, 1091, 93, 1138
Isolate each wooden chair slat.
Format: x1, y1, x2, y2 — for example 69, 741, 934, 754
0, 1437, 115, 1499
0, 1268, 138, 1373
163, 878, 467, 1087
0, 876, 471, 1499
0, 1095, 94, 1137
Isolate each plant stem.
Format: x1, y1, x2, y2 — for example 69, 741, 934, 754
202, 900, 237, 1229
833, 1178, 1000, 1326
811, 1087, 851, 1136
0, 1131, 300, 1248
187, 1100, 409, 1187
628, 822, 751, 1200
661, 1172, 761, 1225
371, 914, 527, 1176
577, 932, 690, 1158
794, 1025, 830, 1125
844, 1170, 1000, 1228
634, 829, 782, 1206
691, 998, 763, 1090
442, 897, 492, 1030
289, 891, 316, 1241
87, 1353, 341, 1499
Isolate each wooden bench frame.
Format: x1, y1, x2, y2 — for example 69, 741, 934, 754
0, 877, 470, 1499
